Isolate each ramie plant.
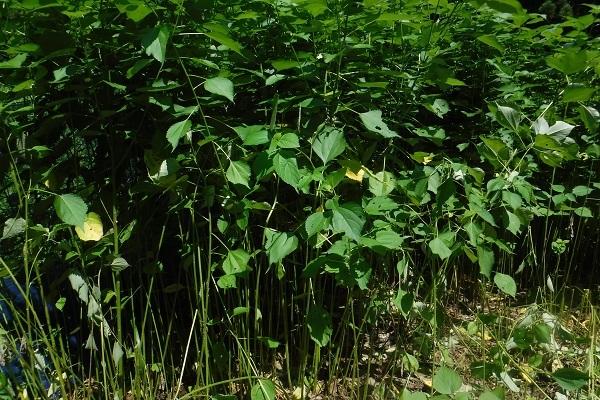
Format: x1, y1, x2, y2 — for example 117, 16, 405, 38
0, 0, 599, 399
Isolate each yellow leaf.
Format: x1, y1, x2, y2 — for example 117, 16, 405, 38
345, 167, 365, 182
75, 212, 103, 241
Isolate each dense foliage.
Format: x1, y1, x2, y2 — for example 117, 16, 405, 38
1, 0, 599, 398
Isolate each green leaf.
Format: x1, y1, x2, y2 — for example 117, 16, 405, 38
274, 132, 299, 148
312, 126, 346, 164
495, 101, 520, 132
307, 305, 333, 347
479, 387, 505, 400
563, 85, 595, 102
0, 53, 27, 69
217, 275, 237, 289
503, 211, 521, 236
232, 306, 249, 316
116, 0, 152, 22
226, 160, 251, 188
222, 249, 251, 276
204, 31, 244, 56
305, 212, 330, 238
464, 221, 482, 246
374, 230, 404, 250
264, 230, 298, 265
364, 197, 399, 215
204, 77, 234, 103
359, 110, 397, 138
493, 273, 516, 297
429, 237, 452, 260
257, 336, 280, 349
273, 150, 300, 189
368, 171, 396, 197
2, 218, 26, 240
272, 60, 301, 71
166, 120, 192, 151
480, 0, 525, 14
433, 366, 463, 394
579, 105, 599, 135
477, 244, 494, 278
54, 194, 87, 228
572, 185, 592, 196
250, 379, 276, 400
332, 202, 365, 242
547, 51, 587, 75
141, 26, 170, 63
234, 125, 269, 146
551, 368, 589, 391
477, 35, 505, 53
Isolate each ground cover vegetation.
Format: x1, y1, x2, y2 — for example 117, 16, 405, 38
0, 0, 599, 398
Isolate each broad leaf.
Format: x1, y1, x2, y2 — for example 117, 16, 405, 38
429, 237, 452, 260
307, 305, 333, 347
141, 26, 169, 63
204, 77, 234, 102
204, 31, 244, 56
166, 120, 192, 151
477, 244, 494, 278
494, 273, 516, 297
305, 212, 330, 238
332, 202, 365, 242
222, 249, 251, 276
54, 194, 87, 228
2, 217, 26, 240
250, 379, 276, 400
551, 368, 588, 391
312, 126, 346, 164
359, 109, 397, 138
264, 230, 298, 265
234, 125, 269, 146
226, 160, 251, 188
75, 212, 103, 241
433, 366, 462, 394
273, 150, 300, 188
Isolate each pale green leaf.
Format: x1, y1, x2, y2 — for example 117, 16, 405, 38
429, 237, 452, 260
264, 229, 298, 265
204, 77, 234, 102
166, 120, 192, 151
312, 126, 346, 164
141, 26, 170, 63
226, 160, 251, 187
332, 202, 365, 242
273, 150, 300, 188
222, 249, 251, 275
54, 194, 87, 228
494, 272, 516, 297
433, 366, 463, 394
359, 110, 397, 138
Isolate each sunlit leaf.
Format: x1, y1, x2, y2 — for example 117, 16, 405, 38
204, 77, 234, 102
359, 109, 397, 138
250, 379, 276, 400
226, 160, 251, 187
433, 366, 462, 394
141, 26, 170, 63
332, 202, 365, 242
551, 368, 588, 391
75, 212, 103, 241
264, 229, 298, 265
273, 150, 300, 189
312, 126, 346, 164
54, 194, 87, 228
166, 120, 192, 151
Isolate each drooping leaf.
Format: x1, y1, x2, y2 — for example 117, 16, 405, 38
306, 305, 333, 347
547, 51, 587, 75
264, 229, 298, 265
493, 273, 516, 297
222, 249, 251, 276
359, 109, 398, 138
204, 77, 234, 102
115, 0, 152, 22
75, 212, 103, 241
563, 85, 595, 102
429, 237, 452, 260
312, 126, 346, 164
273, 150, 300, 189
332, 202, 365, 242
226, 160, 251, 188
364, 197, 399, 215
54, 194, 87, 228
551, 368, 589, 391
477, 244, 494, 278
166, 120, 192, 151
579, 105, 599, 135
141, 25, 170, 63
433, 366, 463, 394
